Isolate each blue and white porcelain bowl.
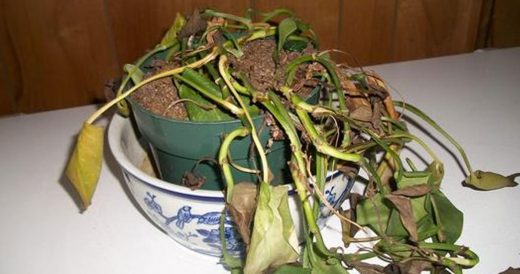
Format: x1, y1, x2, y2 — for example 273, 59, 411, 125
108, 114, 354, 257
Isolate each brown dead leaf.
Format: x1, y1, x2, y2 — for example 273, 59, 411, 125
499, 267, 520, 274
396, 260, 433, 274
229, 182, 258, 248
350, 261, 385, 274
392, 184, 432, 197
386, 194, 418, 241
182, 171, 206, 190
350, 105, 373, 122
178, 9, 207, 39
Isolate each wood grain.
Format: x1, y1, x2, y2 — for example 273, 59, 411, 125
1, 0, 509, 113
105, 0, 252, 68
0, 2, 19, 115
489, 0, 520, 47
253, 0, 341, 51
393, 0, 483, 61
339, 0, 397, 66
1, 0, 119, 113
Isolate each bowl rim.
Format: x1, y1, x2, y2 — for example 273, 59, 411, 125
107, 114, 348, 201
108, 113, 228, 199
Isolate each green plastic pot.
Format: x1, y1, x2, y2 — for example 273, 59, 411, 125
128, 88, 319, 190
124, 45, 321, 190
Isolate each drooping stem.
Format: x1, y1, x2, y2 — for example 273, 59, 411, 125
86, 47, 220, 124
218, 55, 270, 184
393, 101, 474, 176
218, 127, 250, 203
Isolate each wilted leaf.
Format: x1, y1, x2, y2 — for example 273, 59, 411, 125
356, 193, 392, 235
271, 264, 311, 274
386, 194, 418, 241
499, 267, 520, 274
392, 184, 432, 197
304, 240, 347, 274
229, 182, 257, 248
65, 123, 104, 210
396, 260, 433, 274
397, 171, 432, 189
350, 261, 385, 274
178, 10, 207, 39
123, 64, 144, 85
277, 18, 298, 52
430, 191, 463, 243
160, 12, 186, 47
465, 170, 518, 191
244, 183, 299, 274
426, 161, 444, 186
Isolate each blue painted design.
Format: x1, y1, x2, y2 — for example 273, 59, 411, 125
325, 186, 337, 205
196, 227, 243, 253
143, 191, 243, 254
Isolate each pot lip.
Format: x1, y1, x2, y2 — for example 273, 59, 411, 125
127, 96, 263, 126
108, 113, 231, 198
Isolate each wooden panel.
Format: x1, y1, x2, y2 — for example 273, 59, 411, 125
393, 0, 483, 61
0, 2, 19, 115
489, 0, 520, 47
339, 0, 397, 66
252, 0, 341, 51
106, 0, 252, 67
2, 0, 119, 113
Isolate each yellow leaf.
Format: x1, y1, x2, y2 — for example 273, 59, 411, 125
66, 123, 104, 209
243, 183, 299, 274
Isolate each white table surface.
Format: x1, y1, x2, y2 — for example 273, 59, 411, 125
1, 47, 519, 274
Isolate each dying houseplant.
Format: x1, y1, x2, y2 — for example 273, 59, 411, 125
65, 9, 517, 274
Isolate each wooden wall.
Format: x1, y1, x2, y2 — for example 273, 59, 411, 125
0, 0, 517, 115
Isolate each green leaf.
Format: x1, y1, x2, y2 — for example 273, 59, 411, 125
356, 193, 392, 235
179, 68, 234, 121
304, 241, 347, 274
179, 84, 230, 121
243, 183, 299, 274
278, 18, 298, 52
465, 170, 518, 191
397, 171, 432, 189
283, 36, 308, 52
430, 191, 463, 244
385, 195, 437, 241
273, 264, 311, 274
65, 123, 104, 209
123, 64, 144, 85
160, 12, 186, 47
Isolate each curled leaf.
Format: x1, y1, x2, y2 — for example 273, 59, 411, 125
386, 194, 418, 241
228, 182, 258, 248
392, 184, 432, 197
244, 183, 299, 274
160, 12, 186, 47
123, 64, 144, 85
465, 170, 518, 191
65, 123, 104, 210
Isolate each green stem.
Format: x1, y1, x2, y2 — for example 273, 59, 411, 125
219, 55, 269, 184
294, 107, 361, 163
394, 101, 474, 176
115, 42, 178, 115
219, 127, 249, 203
262, 94, 329, 253
86, 47, 220, 124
